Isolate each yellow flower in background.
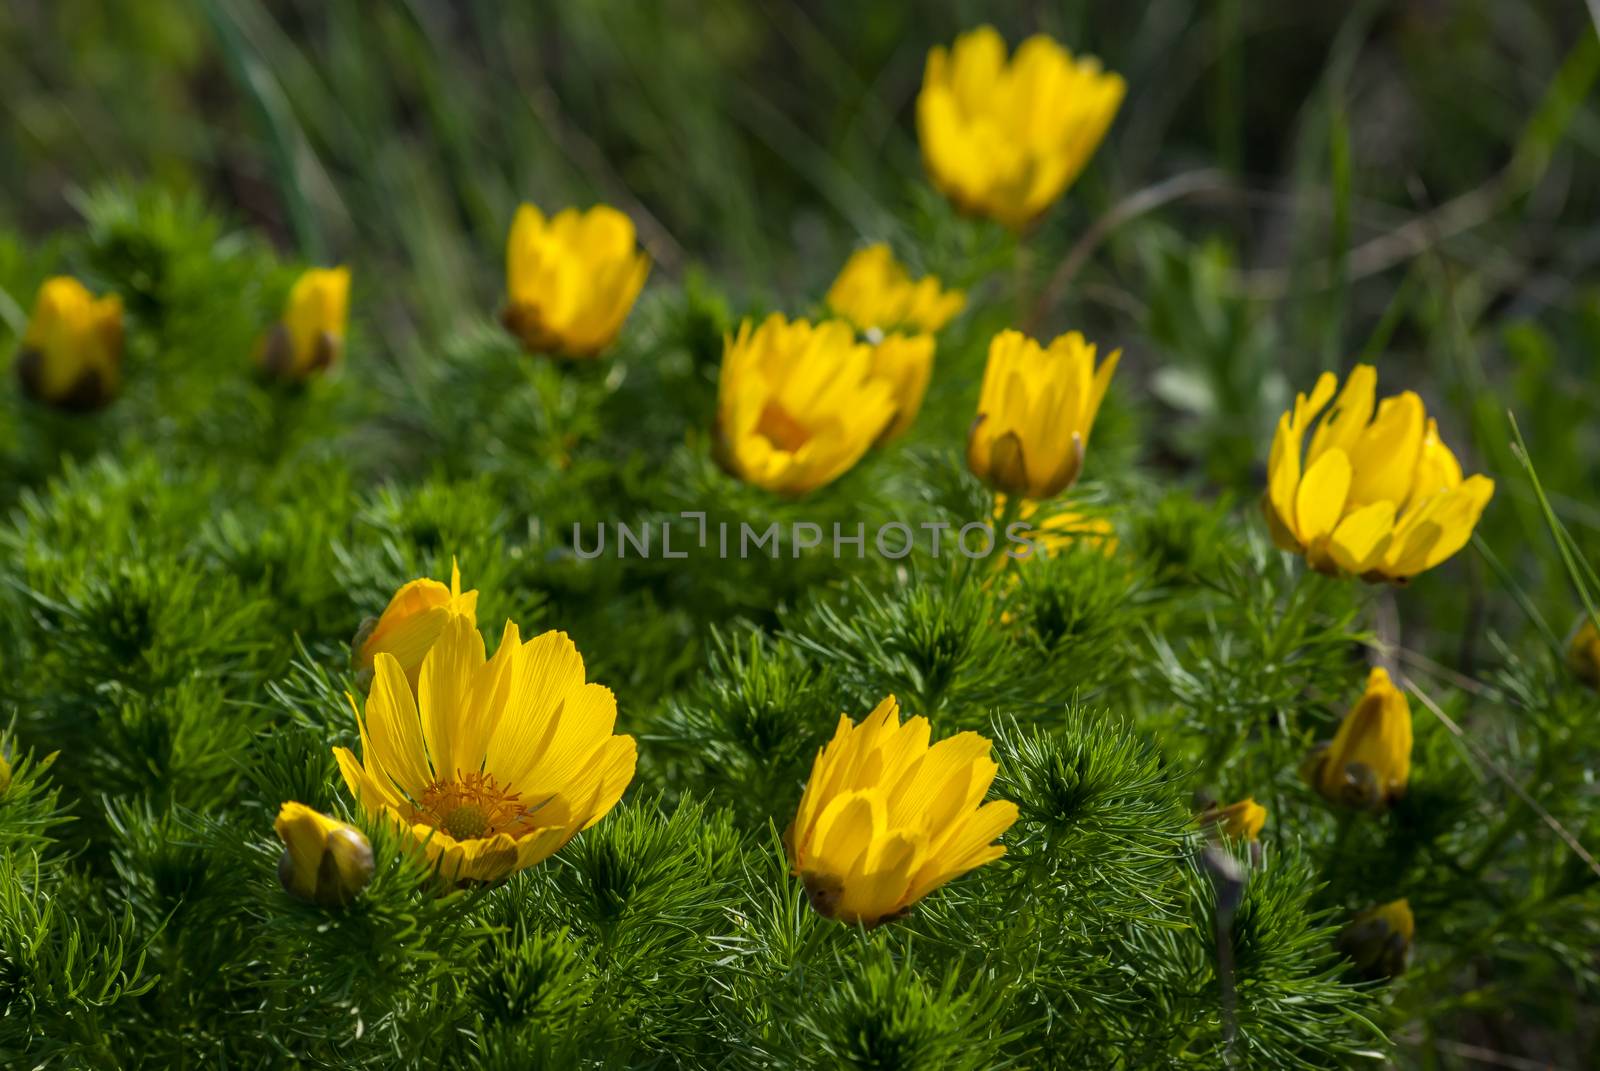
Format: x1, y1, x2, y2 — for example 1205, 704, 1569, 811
917, 26, 1125, 229
1338, 899, 1414, 980
968, 329, 1120, 501
257, 267, 350, 381
785, 696, 1018, 927
1200, 797, 1268, 841
352, 559, 479, 691
998, 496, 1116, 560
1264, 365, 1494, 583
274, 801, 374, 908
334, 615, 635, 884
1567, 617, 1600, 688
866, 332, 936, 442
715, 314, 897, 495
502, 203, 650, 359
1302, 667, 1412, 812
822, 245, 961, 442
13, 276, 123, 410
826, 244, 965, 336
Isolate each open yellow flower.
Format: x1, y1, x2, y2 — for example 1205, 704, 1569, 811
1339, 899, 1414, 979
257, 267, 350, 381
968, 329, 1120, 501
1200, 797, 1268, 841
334, 615, 636, 884
785, 696, 1018, 927
1567, 617, 1600, 688
1302, 667, 1412, 812
826, 244, 965, 336
917, 26, 1125, 229
502, 203, 650, 359
352, 559, 479, 690
714, 313, 897, 495
14, 276, 123, 410
274, 801, 374, 907
1264, 365, 1494, 583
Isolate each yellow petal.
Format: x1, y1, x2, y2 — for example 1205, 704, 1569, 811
1327, 501, 1397, 575
1345, 392, 1425, 508
1294, 448, 1352, 542
806, 790, 883, 873
418, 615, 486, 782
363, 654, 433, 795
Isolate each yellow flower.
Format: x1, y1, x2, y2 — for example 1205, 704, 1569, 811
352, 559, 479, 691
1263, 365, 1494, 583
826, 243, 965, 336
1567, 617, 1600, 688
999, 496, 1116, 560
1302, 667, 1412, 812
714, 314, 898, 495
821, 245, 961, 443
274, 801, 375, 907
866, 332, 937, 442
917, 26, 1125, 229
257, 267, 351, 381
334, 615, 636, 884
1338, 899, 1414, 979
968, 329, 1120, 501
1200, 797, 1268, 841
785, 696, 1018, 927
13, 276, 123, 410
501, 203, 650, 359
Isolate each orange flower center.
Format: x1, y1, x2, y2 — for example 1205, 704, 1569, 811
756, 401, 811, 452
415, 772, 529, 842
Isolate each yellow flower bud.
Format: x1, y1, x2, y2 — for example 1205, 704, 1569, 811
501, 203, 650, 359
785, 696, 1018, 927
825, 244, 965, 337
256, 267, 350, 382
1303, 667, 1412, 812
917, 27, 1125, 229
14, 276, 123, 411
1200, 797, 1268, 841
968, 329, 1120, 501
275, 801, 374, 908
1263, 365, 1494, 583
352, 558, 478, 690
1338, 899, 1414, 980
714, 314, 898, 496
0, 750, 11, 795
1567, 616, 1600, 688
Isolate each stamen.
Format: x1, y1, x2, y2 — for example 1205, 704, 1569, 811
415, 771, 530, 841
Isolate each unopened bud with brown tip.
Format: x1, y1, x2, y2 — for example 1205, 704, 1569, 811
1199, 797, 1267, 841
1303, 667, 1411, 812
1338, 899, 1413, 980
15, 276, 123, 411
256, 267, 349, 383
274, 801, 373, 908
1567, 617, 1600, 689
